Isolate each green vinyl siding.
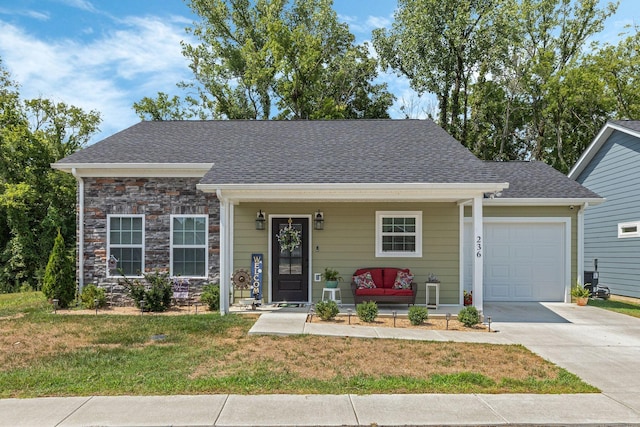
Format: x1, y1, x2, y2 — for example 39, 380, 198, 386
233, 202, 461, 304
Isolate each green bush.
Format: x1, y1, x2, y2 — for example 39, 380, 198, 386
81, 284, 107, 309
42, 230, 76, 308
315, 300, 339, 320
119, 270, 172, 312
458, 306, 480, 327
408, 306, 429, 325
356, 300, 378, 323
200, 283, 220, 311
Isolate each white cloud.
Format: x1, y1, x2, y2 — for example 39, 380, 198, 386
55, 0, 98, 13
366, 15, 391, 30
0, 15, 195, 142
0, 7, 50, 21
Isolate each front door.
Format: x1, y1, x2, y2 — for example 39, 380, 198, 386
272, 217, 309, 302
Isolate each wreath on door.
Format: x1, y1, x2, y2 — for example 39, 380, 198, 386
277, 218, 301, 253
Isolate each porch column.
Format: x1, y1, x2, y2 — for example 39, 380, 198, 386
472, 195, 484, 313
218, 193, 231, 315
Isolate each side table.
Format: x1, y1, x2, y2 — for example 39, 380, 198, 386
425, 281, 440, 308
322, 287, 342, 304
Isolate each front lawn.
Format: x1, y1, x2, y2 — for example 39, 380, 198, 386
0, 292, 597, 397
587, 295, 640, 318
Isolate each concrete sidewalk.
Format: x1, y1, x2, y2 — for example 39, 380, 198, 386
3, 302, 640, 426
2, 393, 640, 426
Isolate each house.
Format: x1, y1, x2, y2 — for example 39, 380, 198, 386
569, 120, 640, 298
52, 119, 602, 313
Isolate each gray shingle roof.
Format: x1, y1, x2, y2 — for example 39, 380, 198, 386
56, 119, 600, 199
611, 120, 640, 133
58, 119, 502, 184
486, 161, 601, 199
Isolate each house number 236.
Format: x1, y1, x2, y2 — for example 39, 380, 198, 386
476, 236, 482, 258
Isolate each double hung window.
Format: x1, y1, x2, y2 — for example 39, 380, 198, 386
108, 215, 144, 276
375, 211, 422, 257
171, 215, 208, 277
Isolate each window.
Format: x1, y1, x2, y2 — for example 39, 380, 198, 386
618, 221, 640, 238
375, 211, 422, 257
108, 215, 144, 276
171, 215, 208, 277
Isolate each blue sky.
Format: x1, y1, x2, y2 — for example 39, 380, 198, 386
0, 0, 636, 142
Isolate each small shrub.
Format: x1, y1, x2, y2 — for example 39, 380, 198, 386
458, 306, 480, 327
315, 300, 339, 320
81, 284, 107, 309
119, 270, 172, 312
356, 300, 378, 323
200, 283, 220, 311
42, 230, 76, 308
408, 306, 429, 325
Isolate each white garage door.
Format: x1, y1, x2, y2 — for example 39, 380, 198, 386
465, 221, 567, 302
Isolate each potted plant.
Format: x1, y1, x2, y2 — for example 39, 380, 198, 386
322, 267, 342, 289
571, 283, 590, 306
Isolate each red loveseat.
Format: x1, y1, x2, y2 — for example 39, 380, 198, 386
350, 267, 417, 306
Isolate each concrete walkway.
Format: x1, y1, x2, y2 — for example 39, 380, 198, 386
2, 302, 640, 426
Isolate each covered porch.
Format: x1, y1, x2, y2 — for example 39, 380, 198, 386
200, 183, 508, 315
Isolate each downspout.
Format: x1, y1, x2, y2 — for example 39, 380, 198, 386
71, 168, 84, 293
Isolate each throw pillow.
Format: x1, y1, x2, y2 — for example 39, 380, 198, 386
393, 271, 414, 289
354, 272, 376, 289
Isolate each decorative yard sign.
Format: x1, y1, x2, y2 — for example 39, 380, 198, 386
172, 277, 189, 299
251, 253, 263, 303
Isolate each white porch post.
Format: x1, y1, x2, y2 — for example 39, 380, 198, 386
472, 195, 484, 313
576, 203, 587, 301
218, 192, 231, 315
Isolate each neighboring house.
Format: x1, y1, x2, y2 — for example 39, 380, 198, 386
569, 120, 640, 298
52, 119, 602, 313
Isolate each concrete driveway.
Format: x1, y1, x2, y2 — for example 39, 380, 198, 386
485, 302, 640, 412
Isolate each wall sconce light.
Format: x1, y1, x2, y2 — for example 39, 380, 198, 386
255, 210, 266, 230
314, 210, 324, 230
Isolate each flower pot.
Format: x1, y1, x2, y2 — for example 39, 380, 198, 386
576, 297, 588, 306
325, 280, 339, 289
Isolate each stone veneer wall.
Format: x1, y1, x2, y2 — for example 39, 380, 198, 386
81, 177, 220, 305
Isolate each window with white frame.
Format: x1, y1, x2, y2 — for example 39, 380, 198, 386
171, 215, 208, 277
618, 221, 640, 238
375, 211, 422, 257
108, 215, 144, 276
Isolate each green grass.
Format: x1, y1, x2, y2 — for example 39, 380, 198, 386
0, 292, 49, 317
587, 297, 640, 318
0, 292, 598, 397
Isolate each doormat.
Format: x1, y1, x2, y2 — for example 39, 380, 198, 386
273, 303, 306, 308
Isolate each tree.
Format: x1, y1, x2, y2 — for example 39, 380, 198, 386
373, 0, 508, 143
0, 60, 101, 292
135, 0, 393, 120
374, 0, 618, 172
42, 230, 76, 307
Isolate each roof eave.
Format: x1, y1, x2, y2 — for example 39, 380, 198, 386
484, 197, 605, 207
568, 122, 640, 179
204, 182, 510, 202
51, 163, 214, 178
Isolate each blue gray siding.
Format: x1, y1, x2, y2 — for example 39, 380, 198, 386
577, 130, 640, 298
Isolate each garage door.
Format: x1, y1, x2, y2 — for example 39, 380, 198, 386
465, 221, 567, 302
